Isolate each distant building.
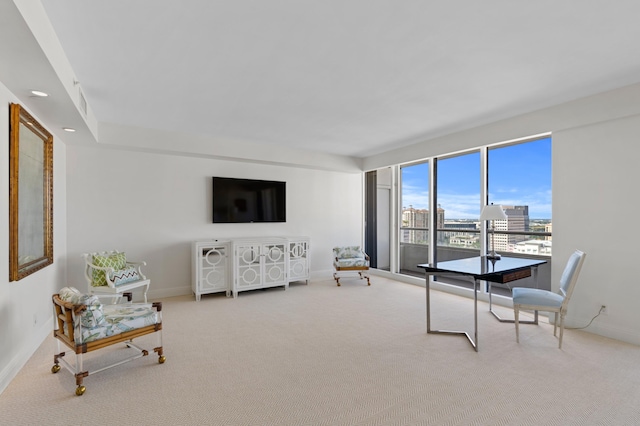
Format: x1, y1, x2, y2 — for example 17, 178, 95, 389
444, 222, 479, 246
491, 205, 529, 252
545, 223, 552, 241
444, 222, 477, 232
515, 240, 552, 255
450, 234, 477, 247
401, 205, 444, 244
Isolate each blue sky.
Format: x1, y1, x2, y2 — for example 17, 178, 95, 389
401, 138, 552, 219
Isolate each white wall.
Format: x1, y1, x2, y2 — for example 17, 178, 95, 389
65, 145, 364, 300
0, 82, 68, 393
364, 82, 640, 346
554, 115, 640, 344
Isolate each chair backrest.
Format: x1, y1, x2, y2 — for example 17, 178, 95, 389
333, 246, 364, 259
559, 250, 586, 307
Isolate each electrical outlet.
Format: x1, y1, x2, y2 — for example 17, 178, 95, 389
601, 305, 607, 315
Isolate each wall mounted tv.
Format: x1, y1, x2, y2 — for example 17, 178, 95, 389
212, 177, 286, 223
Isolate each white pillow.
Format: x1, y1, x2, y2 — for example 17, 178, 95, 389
59, 287, 82, 304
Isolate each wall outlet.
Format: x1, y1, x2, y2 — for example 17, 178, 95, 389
601, 305, 607, 315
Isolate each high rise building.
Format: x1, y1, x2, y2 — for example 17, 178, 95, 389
492, 205, 529, 251
401, 205, 444, 244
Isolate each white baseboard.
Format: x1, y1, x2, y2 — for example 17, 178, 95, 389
0, 317, 53, 395
565, 315, 640, 346
147, 284, 192, 301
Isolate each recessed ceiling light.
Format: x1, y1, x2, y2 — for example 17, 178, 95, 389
63, 127, 76, 132
30, 90, 49, 97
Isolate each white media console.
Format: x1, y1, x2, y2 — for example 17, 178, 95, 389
192, 237, 310, 300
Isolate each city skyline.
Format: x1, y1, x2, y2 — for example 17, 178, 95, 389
401, 138, 552, 219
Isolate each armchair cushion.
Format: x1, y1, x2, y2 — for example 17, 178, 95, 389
77, 303, 158, 344
57, 286, 158, 344
91, 252, 127, 287
334, 257, 369, 268
512, 287, 564, 308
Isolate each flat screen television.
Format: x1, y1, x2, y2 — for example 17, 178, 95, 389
212, 177, 286, 223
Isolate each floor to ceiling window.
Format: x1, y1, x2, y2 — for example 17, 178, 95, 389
487, 137, 552, 257
399, 161, 429, 276
434, 151, 481, 263
366, 134, 552, 296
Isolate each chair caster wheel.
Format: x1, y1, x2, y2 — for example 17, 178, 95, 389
158, 355, 166, 364
75, 385, 86, 396
51, 365, 61, 374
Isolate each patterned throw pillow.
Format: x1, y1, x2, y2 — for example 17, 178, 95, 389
58, 288, 106, 328
110, 266, 140, 286
77, 294, 106, 328
91, 252, 127, 287
59, 286, 82, 304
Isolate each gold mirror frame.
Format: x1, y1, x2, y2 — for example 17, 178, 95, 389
9, 103, 54, 281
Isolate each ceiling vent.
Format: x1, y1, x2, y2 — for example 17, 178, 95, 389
78, 87, 87, 117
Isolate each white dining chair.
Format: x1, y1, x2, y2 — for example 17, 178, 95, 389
513, 250, 586, 348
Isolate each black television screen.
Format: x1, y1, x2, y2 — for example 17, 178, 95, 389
212, 177, 286, 223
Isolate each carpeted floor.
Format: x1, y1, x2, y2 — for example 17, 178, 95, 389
2, 276, 640, 425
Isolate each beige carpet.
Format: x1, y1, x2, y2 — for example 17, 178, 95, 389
2, 276, 640, 425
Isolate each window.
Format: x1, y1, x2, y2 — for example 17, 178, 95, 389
390, 136, 551, 293
399, 161, 429, 276
488, 137, 552, 256
366, 134, 551, 296
435, 151, 480, 259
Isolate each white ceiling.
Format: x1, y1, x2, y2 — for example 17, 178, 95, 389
17, 1, 640, 157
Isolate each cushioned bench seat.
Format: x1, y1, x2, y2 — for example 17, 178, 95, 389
334, 257, 369, 268
52, 287, 165, 396
76, 303, 159, 344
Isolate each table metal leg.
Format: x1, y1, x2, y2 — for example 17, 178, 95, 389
426, 272, 478, 352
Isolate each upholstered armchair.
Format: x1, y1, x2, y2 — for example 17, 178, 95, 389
333, 246, 371, 286
83, 250, 150, 303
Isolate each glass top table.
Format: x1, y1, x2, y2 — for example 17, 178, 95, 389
418, 256, 547, 351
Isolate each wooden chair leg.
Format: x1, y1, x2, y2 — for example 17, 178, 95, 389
559, 314, 565, 349
155, 346, 166, 363
75, 372, 88, 396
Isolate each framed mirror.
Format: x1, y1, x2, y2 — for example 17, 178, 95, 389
9, 103, 54, 281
